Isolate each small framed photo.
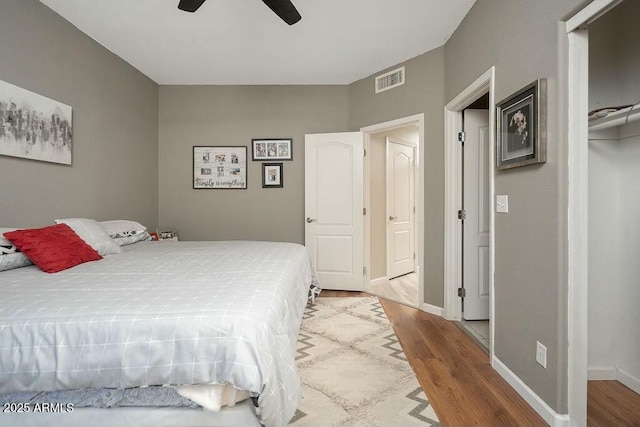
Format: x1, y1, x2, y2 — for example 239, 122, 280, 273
157, 229, 178, 241
262, 163, 283, 188
193, 146, 247, 189
496, 79, 546, 170
252, 138, 292, 161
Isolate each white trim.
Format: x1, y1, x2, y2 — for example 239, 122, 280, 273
587, 368, 617, 381
586, 367, 640, 396
566, 27, 590, 427
363, 132, 372, 290
618, 368, 640, 395
422, 303, 443, 317
361, 114, 425, 311
565, 0, 623, 33
443, 67, 495, 361
493, 356, 570, 427
443, 106, 463, 321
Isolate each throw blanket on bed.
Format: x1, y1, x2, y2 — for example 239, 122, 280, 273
0, 241, 317, 427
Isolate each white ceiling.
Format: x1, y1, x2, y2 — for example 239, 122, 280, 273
39, 0, 475, 85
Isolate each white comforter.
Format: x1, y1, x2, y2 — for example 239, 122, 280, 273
0, 240, 315, 427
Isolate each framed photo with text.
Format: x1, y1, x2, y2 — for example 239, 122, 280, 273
252, 138, 292, 161
193, 146, 247, 189
496, 79, 546, 170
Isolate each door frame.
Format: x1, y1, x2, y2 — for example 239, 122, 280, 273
385, 137, 417, 280
361, 114, 425, 312
443, 67, 495, 350
565, 1, 622, 425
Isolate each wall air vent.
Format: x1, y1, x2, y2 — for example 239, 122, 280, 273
375, 66, 405, 93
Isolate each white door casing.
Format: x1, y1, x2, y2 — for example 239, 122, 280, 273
361, 114, 425, 313
463, 109, 490, 320
305, 132, 364, 291
386, 138, 416, 279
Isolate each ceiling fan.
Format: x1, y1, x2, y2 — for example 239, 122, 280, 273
178, 0, 302, 25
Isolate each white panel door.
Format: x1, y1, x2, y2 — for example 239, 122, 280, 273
463, 109, 490, 320
305, 132, 364, 291
386, 138, 415, 279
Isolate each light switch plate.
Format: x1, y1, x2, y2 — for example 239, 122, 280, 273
496, 195, 509, 213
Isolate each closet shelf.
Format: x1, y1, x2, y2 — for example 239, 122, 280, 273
588, 105, 640, 131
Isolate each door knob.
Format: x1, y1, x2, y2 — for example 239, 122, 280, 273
306, 217, 317, 223
389, 216, 398, 221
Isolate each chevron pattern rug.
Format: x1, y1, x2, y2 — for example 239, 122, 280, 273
289, 297, 440, 427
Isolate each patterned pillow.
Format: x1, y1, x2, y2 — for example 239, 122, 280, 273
99, 220, 151, 246
99, 220, 147, 238
55, 218, 122, 256
0, 228, 33, 272
3, 223, 102, 273
112, 231, 153, 247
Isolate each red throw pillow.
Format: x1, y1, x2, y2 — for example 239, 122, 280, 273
3, 223, 102, 273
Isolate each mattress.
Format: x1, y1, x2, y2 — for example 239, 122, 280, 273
0, 240, 316, 427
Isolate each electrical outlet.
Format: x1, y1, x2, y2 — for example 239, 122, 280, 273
536, 341, 547, 368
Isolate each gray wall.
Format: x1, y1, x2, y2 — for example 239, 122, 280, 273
444, 0, 586, 413
0, 0, 159, 230
158, 85, 349, 242
349, 48, 445, 307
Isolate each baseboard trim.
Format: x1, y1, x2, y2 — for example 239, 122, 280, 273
493, 356, 570, 427
617, 368, 640, 395
587, 367, 617, 380
421, 303, 443, 317
587, 367, 640, 394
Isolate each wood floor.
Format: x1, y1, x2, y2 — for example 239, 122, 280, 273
379, 296, 546, 426
588, 380, 640, 427
318, 291, 640, 426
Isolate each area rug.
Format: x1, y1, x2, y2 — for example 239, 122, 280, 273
289, 297, 440, 427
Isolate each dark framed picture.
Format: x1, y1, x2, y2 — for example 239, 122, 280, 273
252, 138, 292, 161
262, 163, 283, 188
193, 146, 247, 189
496, 79, 546, 170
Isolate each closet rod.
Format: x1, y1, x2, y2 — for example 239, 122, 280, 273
589, 104, 640, 131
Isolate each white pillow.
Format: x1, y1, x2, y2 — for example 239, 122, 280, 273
99, 220, 147, 238
0, 228, 34, 271
54, 218, 122, 256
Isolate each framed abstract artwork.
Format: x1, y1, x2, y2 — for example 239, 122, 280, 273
0, 79, 72, 165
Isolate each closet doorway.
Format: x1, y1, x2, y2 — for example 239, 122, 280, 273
587, 1, 640, 424
566, 0, 640, 424
361, 115, 424, 309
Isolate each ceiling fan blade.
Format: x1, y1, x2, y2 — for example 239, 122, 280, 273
178, 0, 207, 13
261, 0, 301, 25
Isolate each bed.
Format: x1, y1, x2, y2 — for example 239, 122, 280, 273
0, 235, 318, 427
